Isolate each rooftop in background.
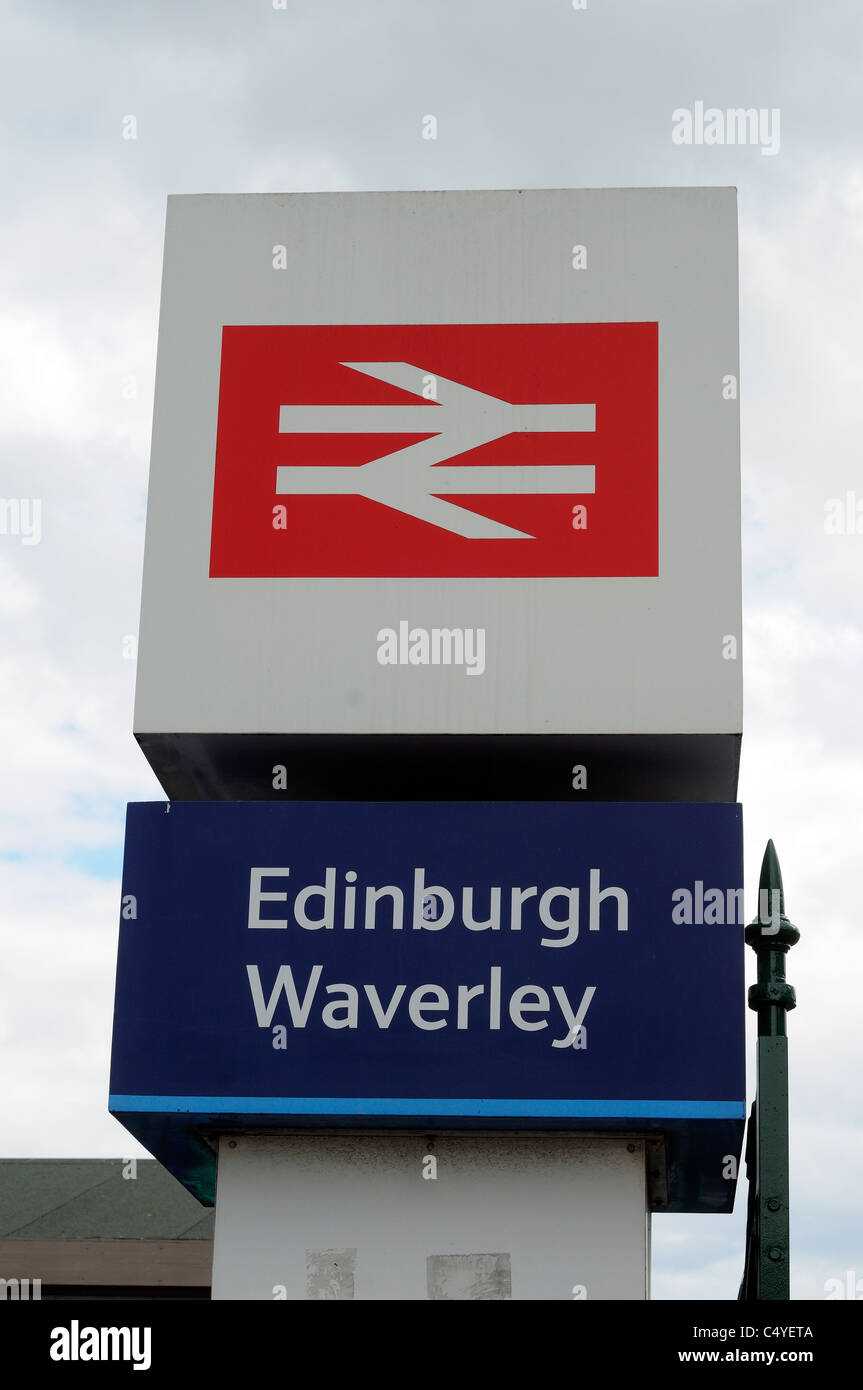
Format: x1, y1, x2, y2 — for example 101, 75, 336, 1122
0, 1160, 213, 1298
0, 1159, 214, 1239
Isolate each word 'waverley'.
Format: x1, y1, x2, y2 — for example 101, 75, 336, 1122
248, 963, 596, 1050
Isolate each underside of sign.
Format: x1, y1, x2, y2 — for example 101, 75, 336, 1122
133, 188, 741, 802
137, 731, 740, 803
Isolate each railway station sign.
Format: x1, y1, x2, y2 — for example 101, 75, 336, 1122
109, 800, 745, 1212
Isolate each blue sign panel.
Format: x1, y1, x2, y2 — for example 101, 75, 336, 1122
109, 802, 745, 1212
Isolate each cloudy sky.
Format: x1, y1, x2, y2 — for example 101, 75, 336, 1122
1, 0, 861, 1301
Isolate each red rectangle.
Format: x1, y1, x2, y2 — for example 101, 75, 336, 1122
209, 323, 658, 578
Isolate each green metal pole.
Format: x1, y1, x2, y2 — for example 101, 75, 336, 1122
744, 841, 799, 1300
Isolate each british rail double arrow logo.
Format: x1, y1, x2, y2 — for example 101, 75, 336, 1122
209, 323, 657, 579
276, 361, 596, 540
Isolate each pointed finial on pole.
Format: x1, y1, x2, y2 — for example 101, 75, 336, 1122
759, 839, 785, 919
745, 841, 799, 1034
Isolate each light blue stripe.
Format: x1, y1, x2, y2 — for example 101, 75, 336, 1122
109, 1095, 744, 1119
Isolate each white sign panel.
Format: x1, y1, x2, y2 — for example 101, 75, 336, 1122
134, 188, 741, 799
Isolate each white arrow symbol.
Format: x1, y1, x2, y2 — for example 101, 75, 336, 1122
276, 361, 596, 539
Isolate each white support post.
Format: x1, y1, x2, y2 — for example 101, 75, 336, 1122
212, 1132, 649, 1301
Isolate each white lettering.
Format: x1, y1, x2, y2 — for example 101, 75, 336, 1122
246, 964, 322, 1027
248, 867, 291, 929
